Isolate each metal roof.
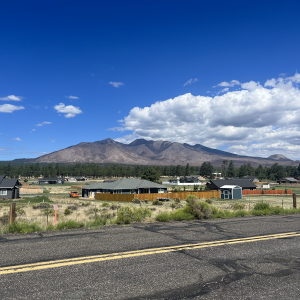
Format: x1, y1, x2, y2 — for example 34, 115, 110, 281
208, 179, 257, 189
82, 178, 167, 190
0, 178, 19, 188
220, 185, 241, 189
0, 175, 5, 183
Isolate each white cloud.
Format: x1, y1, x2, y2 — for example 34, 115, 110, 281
36, 121, 52, 127
214, 80, 241, 88
66, 95, 79, 99
54, 103, 82, 118
112, 73, 300, 159
0, 104, 25, 113
0, 95, 23, 101
183, 78, 198, 86
50, 139, 55, 142
12, 137, 21, 141
109, 81, 124, 88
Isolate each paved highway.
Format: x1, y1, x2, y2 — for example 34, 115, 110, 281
1, 215, 300, 299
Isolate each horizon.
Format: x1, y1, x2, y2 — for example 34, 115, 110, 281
1, 1, 300, 160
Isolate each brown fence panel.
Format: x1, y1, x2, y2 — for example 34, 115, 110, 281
243, 189, 293, 195
20, 188, 43, 194
95, 191, 220, 202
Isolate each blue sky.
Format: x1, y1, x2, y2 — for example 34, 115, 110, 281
1, 0, 300, 160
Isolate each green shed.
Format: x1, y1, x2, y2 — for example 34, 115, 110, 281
220, 185, 242, 200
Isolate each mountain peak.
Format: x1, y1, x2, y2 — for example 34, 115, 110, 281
95, 138, 117, 144
268, 154, 291, 161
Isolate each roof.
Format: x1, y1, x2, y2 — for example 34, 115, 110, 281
220, 185, 241, 189
284, 178, 298, 182
0, 175, 5, 183
208, 179, 257, 189
82, 178, 167, 190
0, 178, 19, 188
38, 178, 65, 181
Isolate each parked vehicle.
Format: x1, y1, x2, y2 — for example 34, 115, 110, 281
69, 191, 79, 198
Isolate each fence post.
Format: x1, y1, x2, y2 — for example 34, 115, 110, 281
10, 202, 16, 225
293, 193, 297, 209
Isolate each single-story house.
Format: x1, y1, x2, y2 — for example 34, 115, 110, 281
0, 175, 20, 199
38, 177, 66, 184
67, 176, 88, 182
256, 182, 270, 189
206, 179, 257, 191
227, 176, 259, 183
180, 175, 202, 183
278, 178, 299, 184
82, 178, 168, 198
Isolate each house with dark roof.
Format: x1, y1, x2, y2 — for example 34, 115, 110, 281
82, 178, 168, 198
38, 177, 66, 184
278, 178, 299, 184
180, 175, 202, 183
206, 179, 257, 191
0, 175, 21, 199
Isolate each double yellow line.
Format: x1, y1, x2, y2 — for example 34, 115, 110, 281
1, 231, 299, 275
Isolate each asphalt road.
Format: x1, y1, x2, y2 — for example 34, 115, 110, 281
1, 215, 300, 299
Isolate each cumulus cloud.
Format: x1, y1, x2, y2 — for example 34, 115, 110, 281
112, 73, 300, 159
0, 104, 25, 113
12, 137, 21, 141
54, 103, 82, 118
66, 95, 79, 99
214, 80, 241, 88
109, 81, 124, 88
0, 95, 23, 101
183, 78, 198, 86
36, 121, 51, 127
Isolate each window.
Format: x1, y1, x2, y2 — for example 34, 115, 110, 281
0, 189, 7, 196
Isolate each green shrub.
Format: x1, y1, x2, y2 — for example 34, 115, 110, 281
144, 199, 149, 204
0, 214, 9, 225
185, 194, 197, 203
254, 202, 270, 210
110, 204, 120, 210
115, 207, 152, 224
9, 222, 43, 234
132, 198, 140, 204
67, 205, 78, 211
252, 209, 271, 216
169, 209, 194, 221
173, 198, 181, 204
64, 208, 73, 215
234, 210, 249, 217
232, 203, 246, 210
271, 206, 285, 215
101, 202, 109, 207
46, 224, 56, 231
156, 212, 171, 222
56, 220, 84, 230
86, 217, 106, 227
153, 200, 163, 205
205, 199, 213, 204
81, 202, 90, 206
285, 188, 288, 194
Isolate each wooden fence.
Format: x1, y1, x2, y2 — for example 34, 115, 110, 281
95, 191, 220, 202
242, 189, 292, 195
20, 187, 43, 194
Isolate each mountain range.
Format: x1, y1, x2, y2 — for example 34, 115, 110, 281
27, 138, 296, 167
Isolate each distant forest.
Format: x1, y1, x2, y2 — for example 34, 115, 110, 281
0, 160, 300, 181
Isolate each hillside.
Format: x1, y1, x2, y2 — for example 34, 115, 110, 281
31, 138, 296, 167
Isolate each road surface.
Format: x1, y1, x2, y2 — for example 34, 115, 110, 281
1, 215, 300, 299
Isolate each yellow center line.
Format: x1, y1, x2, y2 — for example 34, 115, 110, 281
0, 231, 299, 275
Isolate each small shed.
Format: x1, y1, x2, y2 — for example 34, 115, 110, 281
220, 185, 242, 200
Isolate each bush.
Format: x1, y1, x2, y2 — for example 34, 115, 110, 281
252, 209, 271, 216
81, 202, 90, 206
173, 198, 181, 204
0, 214, 9, 225
56, 220, 84, 230
205, 199, 213, 204
144, 199, 149, 204
271, 206, 285, 215
64, 208, 73, 215
86, 217, 106, 227
132, 198, 140, 204
234, 210, 249, 217
232, 203, 246, 210
67, 205, 78, 211
101, 202, 109, 207
156, 212, 171, 222
115, 207, 152, 224
170, 209, 194, 221
153, 200, 163, 206
110, 204, 120, 210
9, 222, 43, 234
185, 194, 197, 203
254, 202, 270, 210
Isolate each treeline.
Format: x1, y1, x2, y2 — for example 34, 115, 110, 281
0, 161, 299, 181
